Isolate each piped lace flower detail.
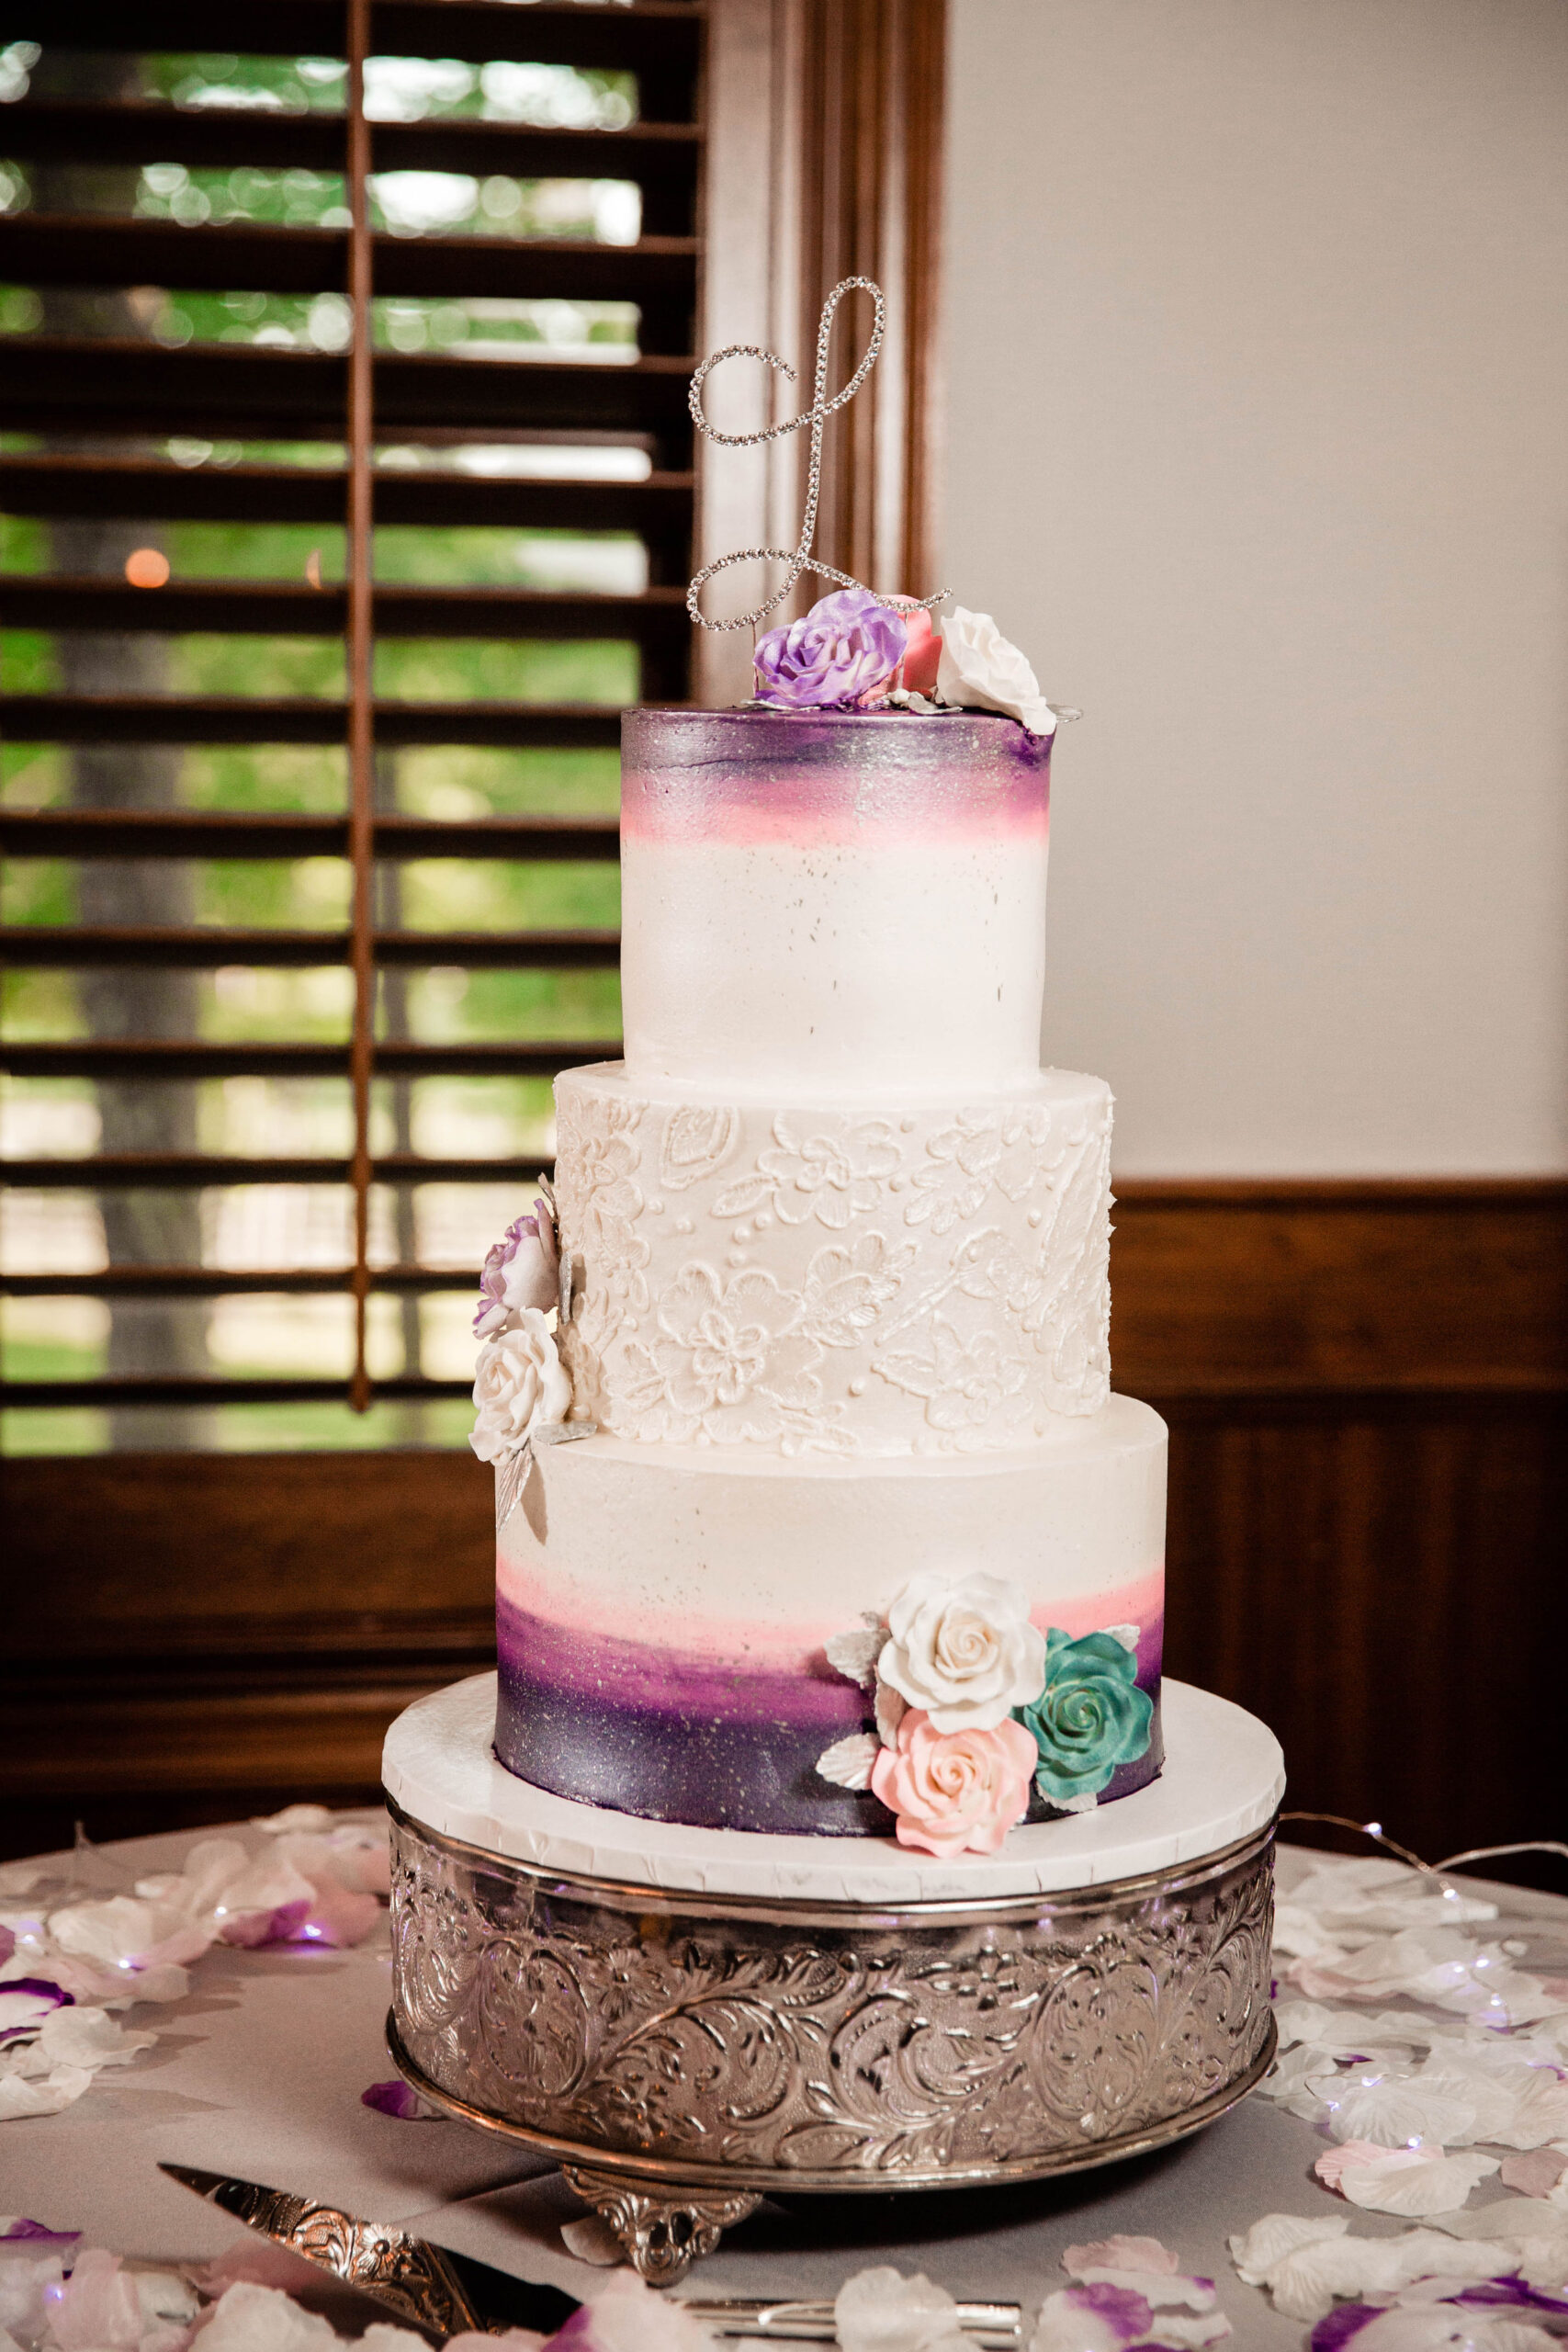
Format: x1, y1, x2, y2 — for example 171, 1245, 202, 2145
874, 1315, 1032, 1437
714, 1112, 901, 1228
619, 1263, 827, 1446
551, 1074, 1111, 1452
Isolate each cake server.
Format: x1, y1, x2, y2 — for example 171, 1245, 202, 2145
159, 2165, 1022, 2344
156, 2164, 1020, 2333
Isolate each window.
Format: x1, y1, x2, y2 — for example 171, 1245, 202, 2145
2, 0, 703, 1454
0, 0, 946, 1853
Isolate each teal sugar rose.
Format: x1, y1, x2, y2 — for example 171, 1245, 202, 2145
1016, 1628, 1154, 1804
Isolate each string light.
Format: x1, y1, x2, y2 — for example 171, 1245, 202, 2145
1280, 1809, 1568, 1887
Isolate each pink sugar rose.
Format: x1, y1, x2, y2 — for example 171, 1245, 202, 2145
870, 1709, 1036, 1858
899, 608, 942, 695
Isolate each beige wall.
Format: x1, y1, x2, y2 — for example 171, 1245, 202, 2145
943, 0, 1568, 1174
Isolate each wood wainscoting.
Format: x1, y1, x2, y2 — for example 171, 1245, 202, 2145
4, 1179, 1564, 1866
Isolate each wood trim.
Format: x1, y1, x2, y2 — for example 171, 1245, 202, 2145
4, 1180, 1562, 1866
794, 0, 946, 597
696, 0, 947, 701
1111, 1177, 1568, 1394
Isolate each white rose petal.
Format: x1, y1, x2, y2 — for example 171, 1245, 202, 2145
1228, 2212, 1349, 2286
935, 606, 1057, 737
0, 2064, 96, 2118
877, 1570, 1046, 1732
197, 2281, 342, 2351
571, 2267, 720, 2350
1321, 2070, 1479, 2150
834, 2266, 971, 2352
32, 2005, 156, 2073
1336, 2149, 1499, 2217
251, 1804, 334, 1835
471, 1309, 571, 1464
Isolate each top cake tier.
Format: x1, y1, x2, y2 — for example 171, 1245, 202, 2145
620, 707, 1052, 1100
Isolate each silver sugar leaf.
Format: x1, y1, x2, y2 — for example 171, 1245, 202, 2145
874, 1679, 907, 1750
1051, 1788, 1100, 1815
495, 1441, 534, 1535
824, 1626, 883, 1690
815, 1733, 880, 1792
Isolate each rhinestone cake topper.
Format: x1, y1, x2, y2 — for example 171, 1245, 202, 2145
686, 276, 947, 633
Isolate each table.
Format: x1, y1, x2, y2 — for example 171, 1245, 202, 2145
3, 1822, 1565, 2346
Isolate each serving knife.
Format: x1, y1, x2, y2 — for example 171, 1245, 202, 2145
159, 2165, 1022, 2345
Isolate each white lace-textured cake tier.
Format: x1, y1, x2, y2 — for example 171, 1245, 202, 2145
554, 1061, 1112, 1456
491, 704, 1172, 1842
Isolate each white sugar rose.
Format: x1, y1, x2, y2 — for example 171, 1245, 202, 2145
877, 1570, 1047, 1732
936, 605, 1056, 736
469, 1308, 571, 1464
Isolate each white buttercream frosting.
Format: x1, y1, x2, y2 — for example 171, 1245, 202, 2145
495, 1400, 1168, 1651
620, 826, 1050, 1100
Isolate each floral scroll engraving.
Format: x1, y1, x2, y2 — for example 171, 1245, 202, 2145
389, 1814, 1275, 2186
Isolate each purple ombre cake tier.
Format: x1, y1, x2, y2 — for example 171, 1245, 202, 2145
491, 1414, 1168, 1838
619, 707, 1051, 1100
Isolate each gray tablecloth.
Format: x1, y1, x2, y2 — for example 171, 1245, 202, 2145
3, 1827, 1564, 2346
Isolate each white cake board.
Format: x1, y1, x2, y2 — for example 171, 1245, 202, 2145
383, 1671, 1283, 1906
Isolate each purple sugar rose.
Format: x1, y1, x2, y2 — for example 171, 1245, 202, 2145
474, 1197, 558, 1338
753, 587, 907, 710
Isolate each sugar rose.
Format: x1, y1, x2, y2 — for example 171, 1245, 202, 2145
870, 1711, 1036, 1859
474, 1199, 558, 1338
753, 587, 907, 710
936, 605, 1056, 736
470, 1309, 571, 1464
877, 1569, 1047, 1732
1020, 1628, 1155, 1804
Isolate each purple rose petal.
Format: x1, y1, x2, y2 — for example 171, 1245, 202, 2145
0, 1978, 74, 2045
0, 2220, 82, 2253
753, 588, 907, 711
1448, 2276, 1568, 2316
362, 2078, 434, 2120
1311, 2308, 1381, 2350
1064, 2281, 1156, 2341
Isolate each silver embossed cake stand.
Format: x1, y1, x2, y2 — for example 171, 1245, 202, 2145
383, 1676, 1282, 2284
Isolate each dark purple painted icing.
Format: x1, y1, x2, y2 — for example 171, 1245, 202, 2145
494, 1597, 1164, 1838
621, 706, 1050, 843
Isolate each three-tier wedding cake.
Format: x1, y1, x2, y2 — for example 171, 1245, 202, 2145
469, 599, 1168, 1860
